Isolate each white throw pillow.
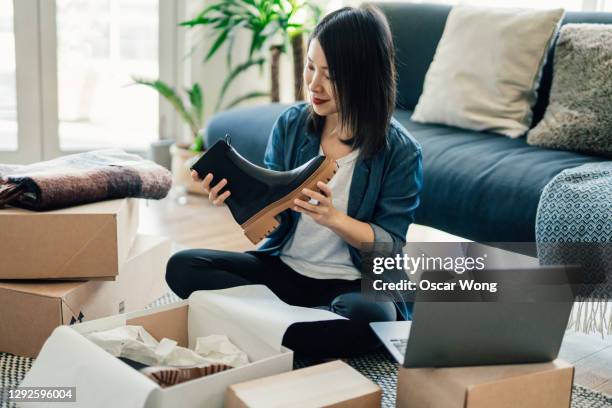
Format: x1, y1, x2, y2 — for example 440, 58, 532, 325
411, 6, 565, 138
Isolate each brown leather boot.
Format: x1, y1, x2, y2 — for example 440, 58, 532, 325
191, 138, 338, 244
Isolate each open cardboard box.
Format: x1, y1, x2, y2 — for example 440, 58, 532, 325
19, 298, 294, 408
0, 198, 139, 280
0, 234, 170, 358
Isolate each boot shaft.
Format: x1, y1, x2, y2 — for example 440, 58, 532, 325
192, 139, 328, 224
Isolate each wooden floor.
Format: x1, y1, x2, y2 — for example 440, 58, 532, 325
138, 191, 255, 253
139, 192, 612, 395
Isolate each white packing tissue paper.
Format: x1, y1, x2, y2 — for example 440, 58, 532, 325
84, 325, 248, 367
188, 285, 347, 354
195, 334, 249, 367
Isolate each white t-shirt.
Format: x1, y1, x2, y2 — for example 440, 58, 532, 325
280, 147, 362, 280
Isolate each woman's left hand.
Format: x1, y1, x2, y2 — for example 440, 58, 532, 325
293, 181, 343, 228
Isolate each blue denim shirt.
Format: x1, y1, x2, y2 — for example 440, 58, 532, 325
256, 103, 423, 317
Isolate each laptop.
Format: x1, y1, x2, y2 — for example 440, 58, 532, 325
370, 266, 577, 368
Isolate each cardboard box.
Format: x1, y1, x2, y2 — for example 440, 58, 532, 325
0, 198, 139, 280
396, 359, 574, 408
19, 301, 294, 408
226, 360, 382, 408
0, 234, 170, 358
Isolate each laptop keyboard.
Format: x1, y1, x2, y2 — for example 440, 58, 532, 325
391, 338, 408, 356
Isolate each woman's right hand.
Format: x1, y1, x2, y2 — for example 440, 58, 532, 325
191, 170, 231, 206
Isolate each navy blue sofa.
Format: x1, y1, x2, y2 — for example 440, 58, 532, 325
205, 3, 611, 243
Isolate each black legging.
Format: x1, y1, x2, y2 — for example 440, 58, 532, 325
165, 249, 397, 358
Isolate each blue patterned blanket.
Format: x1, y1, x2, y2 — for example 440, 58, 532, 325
536, 162, 612, 333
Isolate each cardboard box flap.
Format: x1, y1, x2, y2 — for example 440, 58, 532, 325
18, 326, 157, 408
127, 304, 189, 347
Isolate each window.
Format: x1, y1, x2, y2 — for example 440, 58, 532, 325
56, 0, 159, 151
0, 0, 18, 151
0, 0, 180, 164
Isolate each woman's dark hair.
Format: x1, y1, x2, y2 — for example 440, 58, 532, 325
307, 5, 396, 158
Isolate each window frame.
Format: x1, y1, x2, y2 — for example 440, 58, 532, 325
1, 0, 184, 164
2, 0, 43, 164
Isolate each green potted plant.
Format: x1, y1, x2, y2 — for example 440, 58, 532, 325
180, 0, 321, 111
132, 77, 207, 195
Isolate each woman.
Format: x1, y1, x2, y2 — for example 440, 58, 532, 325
166, 5, 422, 358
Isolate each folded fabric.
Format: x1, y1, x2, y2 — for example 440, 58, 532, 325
140, 364, 232, 388
0, 149, 172, 211
85, 325, 249, 368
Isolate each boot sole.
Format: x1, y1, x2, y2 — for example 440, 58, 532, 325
241, 157, 339, 244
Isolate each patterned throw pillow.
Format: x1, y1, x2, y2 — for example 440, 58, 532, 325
527, 24, 612, 157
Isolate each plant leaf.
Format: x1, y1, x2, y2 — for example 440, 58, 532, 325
179, 16, 222, 27
187, 83, 204, 129
190, 134, 204, 152
205, 28, 230, 61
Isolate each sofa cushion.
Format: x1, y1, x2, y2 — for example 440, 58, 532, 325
394, 110, 608, 242
527, 24, 612, 158
531, 11, 612, 126
411, 5, 564, 138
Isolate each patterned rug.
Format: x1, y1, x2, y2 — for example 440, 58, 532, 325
1, 293, 611, 408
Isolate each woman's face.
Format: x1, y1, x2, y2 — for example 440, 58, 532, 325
304, 39, 338, 117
